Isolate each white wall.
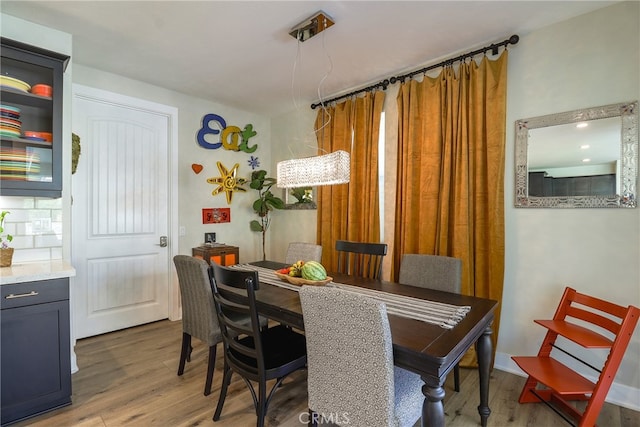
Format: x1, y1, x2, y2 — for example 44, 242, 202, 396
270, 2, 640, 409
268, 108, 318, 262
72, 65, 272, 263
499, 1, 640, 409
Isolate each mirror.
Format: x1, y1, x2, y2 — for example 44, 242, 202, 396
515, 101, 638, 208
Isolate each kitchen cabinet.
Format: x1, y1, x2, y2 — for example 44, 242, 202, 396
192, 244, 239, 266
1, 278, 71, 426
0, 37, 70, 198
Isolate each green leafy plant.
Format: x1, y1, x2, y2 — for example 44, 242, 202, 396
0, 211, 14, 249
290, 187, 313, 204
249, 170, 285, 260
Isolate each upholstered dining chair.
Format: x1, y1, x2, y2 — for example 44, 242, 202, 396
173, 255, 221, 396
285, 242, 323, 264
210, 264, 307, 427
335, 240, 388, 279
398, 253, 463, 392
299, 285, 423, 427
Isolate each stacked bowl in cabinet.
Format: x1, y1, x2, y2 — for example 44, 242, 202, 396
0, 104, 40, 180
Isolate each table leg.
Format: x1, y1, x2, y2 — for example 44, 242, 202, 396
475, 324, 493, 427
421, 379, 445, 427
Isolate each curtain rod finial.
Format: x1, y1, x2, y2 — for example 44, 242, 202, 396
509, 35, 520, 45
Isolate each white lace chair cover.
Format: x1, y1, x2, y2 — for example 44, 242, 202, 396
299, 286, 423, 427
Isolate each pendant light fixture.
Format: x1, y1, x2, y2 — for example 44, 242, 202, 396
277, 149, 350, 188
277, 11, 350, 189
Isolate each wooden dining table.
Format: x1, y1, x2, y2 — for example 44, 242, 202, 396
247, 261, 499, 427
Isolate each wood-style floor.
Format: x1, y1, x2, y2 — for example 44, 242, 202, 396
14, 319, 640, 427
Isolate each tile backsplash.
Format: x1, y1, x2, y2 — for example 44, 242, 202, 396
0, 196, 63, 263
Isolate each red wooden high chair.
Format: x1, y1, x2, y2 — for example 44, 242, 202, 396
512, 287, 639, 427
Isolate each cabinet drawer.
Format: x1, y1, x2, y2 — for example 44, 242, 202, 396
1, 278, 69, 309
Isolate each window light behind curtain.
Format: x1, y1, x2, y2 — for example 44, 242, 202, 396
393, 52, 508, 366
316, 91, 385, 273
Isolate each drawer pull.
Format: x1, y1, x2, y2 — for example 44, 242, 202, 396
5, 291, 39, 299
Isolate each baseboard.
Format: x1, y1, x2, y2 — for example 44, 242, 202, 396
494, 351, 640, 412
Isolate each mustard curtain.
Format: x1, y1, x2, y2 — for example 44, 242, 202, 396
316, 91, 385, 272
393, 52, 508, 365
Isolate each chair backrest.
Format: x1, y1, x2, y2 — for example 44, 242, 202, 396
285, 242, 323, 264
553, 287, 639, 342
173, 255, 220, 345
398, 254, 462, 293
335, 240, 388, 279
299, 286, 397, 426
516, 287, 640, 427
209, 264, 265, 379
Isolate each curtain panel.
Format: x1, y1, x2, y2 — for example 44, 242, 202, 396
316, 91, 385, 272
393, 52, 508, 363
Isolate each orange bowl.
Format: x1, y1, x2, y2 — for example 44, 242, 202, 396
23, 130, 52, 142
31, 84, 52, 97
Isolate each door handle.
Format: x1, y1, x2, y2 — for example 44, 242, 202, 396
159, 236, 168, 247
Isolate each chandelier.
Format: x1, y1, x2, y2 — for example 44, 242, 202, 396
276, 150, 350, 188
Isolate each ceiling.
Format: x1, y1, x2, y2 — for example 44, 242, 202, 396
1, 1, 617, 118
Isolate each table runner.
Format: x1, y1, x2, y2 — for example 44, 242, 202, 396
229, 264, 470, 329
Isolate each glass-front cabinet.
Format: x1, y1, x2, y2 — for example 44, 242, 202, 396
0, 38, 70, 198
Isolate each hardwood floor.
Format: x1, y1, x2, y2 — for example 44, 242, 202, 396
14, 319, 640, 427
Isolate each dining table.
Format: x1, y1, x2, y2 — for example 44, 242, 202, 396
240, 260, 499, 427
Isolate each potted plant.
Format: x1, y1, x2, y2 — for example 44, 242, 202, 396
0, 211, 14, 267
249, 170, 285, 261
290, 187, 313, 204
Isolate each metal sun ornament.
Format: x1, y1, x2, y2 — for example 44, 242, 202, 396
207, 161, 247, 204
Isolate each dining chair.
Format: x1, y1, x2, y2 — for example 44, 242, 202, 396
173, 255, 221, 396
398, 253, 463, 392
209, 264, 307, 427
299, 285, 423, 427
512, 287, 639, 427
285, 242, 323, 264
335, 240, 388, 279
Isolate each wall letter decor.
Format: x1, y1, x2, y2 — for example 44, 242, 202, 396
197, 113, 258, 153
197, 113, 225, 149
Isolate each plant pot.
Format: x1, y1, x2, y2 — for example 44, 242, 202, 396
0, 248, 14, 267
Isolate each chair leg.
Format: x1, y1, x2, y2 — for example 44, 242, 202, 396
204, 345, 217, 396
177, 333, 191, 376
454, 363, 460, 392
257, 379, 267, 427
213, 362, 232, 421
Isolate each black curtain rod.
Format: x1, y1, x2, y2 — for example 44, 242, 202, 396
311, 34, 519, 110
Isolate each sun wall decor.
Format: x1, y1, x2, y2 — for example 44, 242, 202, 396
207, 161, 246, 204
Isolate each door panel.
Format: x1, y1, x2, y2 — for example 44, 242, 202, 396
72, 86, 172, 339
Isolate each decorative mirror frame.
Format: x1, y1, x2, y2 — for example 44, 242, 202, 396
515, 101, 638, 208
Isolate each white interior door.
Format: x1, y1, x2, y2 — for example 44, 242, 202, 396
72, 85, 177, 339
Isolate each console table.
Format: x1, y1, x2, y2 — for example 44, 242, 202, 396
192, 245, 239, 266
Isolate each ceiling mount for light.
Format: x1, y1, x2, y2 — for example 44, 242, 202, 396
289, 11, 335, 42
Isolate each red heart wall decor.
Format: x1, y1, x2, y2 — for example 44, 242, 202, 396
192, 164, 203, 174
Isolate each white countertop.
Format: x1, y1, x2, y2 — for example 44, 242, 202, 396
0, 260, 76, 285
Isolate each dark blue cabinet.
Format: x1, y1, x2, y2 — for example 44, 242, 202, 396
1, 278, 71, 425
0, 38, 70, 198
